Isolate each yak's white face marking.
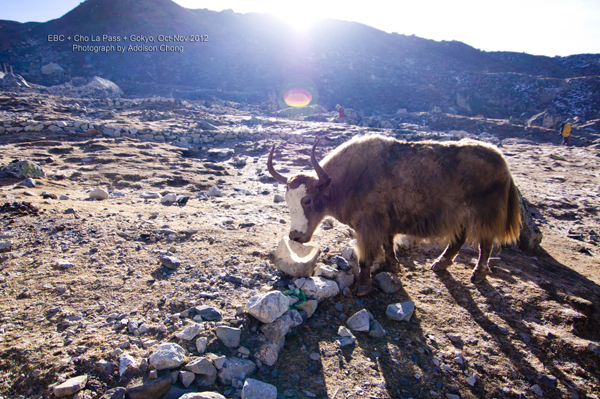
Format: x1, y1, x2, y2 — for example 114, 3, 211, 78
286, 184, 309, 234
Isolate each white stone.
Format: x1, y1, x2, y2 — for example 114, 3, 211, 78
207, 186, 224, 197
217, 357, 256, 385
216, 326, 242, 348
89, 187, 109, 200
315, 264, 337, 279
242, 378, 277, 399
149, 343, 185, 370
335, 270, 354, 291
180, 370, 196, 388
260, 310, 302, 341
119, 354, 138, 377
175, 322, 204, 341
301, 276, 340, 302
274, 237, 320, 278
53, 375, 87, 397
374, 272, 402, 294
180, 393, 226, 399
186, 357, 217, 376
196, 337, 208, 354
41, 62, 64, 75
347, 309, 371, 332
300, 299, 318, 318
337, 326, 354, 337
56, 260, 74, 269
246, 291, 290, 324
161, 193, 177, 204
140, 191, 161, 199
386, 301, 415, 322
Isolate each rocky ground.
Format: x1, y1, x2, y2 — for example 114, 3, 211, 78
0, 92, 599, 399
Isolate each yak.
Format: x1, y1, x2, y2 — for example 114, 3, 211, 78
268, 134, 521, 296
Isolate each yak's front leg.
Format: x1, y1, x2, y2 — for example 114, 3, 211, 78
355, 234, 380, 296
471, 238, 493, 283
356, 260, 373, 296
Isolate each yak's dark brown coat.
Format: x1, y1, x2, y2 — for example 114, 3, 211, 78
269, 134, 521, 295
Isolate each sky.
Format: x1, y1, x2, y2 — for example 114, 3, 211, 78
2, 0, 599, 57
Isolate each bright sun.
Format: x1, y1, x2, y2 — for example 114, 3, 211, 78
270, 4, 325, 31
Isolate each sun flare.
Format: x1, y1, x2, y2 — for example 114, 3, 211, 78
271, 4, 324, 31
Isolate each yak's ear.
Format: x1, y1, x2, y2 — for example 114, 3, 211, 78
317, 177, 331, 191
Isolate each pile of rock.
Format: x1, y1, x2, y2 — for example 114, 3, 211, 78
43, 76, 124, 98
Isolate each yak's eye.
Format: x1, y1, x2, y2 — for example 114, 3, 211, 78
304, 198, 312, 206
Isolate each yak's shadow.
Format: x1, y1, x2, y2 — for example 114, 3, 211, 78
429, 244, 600, 398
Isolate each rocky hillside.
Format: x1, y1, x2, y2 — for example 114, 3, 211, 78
0, 0, 599, 121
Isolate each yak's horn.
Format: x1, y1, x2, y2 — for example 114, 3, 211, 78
311, 138, 330, 184
267, 145, 288, 184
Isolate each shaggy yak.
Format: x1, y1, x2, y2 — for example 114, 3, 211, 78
268, 134, 521, 296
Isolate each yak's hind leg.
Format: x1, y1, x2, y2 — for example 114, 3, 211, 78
381, 235, 399, 273
431, 228, 467, 271
471, 238, 493, 283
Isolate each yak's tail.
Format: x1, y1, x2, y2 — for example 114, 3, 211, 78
503, 178, 522, 243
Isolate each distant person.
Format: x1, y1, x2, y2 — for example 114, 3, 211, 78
559, 121, 572, 146
336, 104, 345, 123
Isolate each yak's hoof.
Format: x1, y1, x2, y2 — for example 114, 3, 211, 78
470, 268, 488, 284
355, 284, 372, 297
381, 263, 399, 273
431, 258, 451, 271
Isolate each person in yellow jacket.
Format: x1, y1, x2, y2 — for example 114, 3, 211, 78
559, 121, 572, 146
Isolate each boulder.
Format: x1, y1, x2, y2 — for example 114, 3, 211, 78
160, 256, 181, 270
86, 76, 123, 96
89, 187, 109, 200
1, 160, 45, 178
179, 371, 195, 388
207, 186, 224, 197
1, 73, 29, 88
369, 320, 387, 338
260, 310, 302, 341
161, 193, 177, 204
148, 343, 185, 370
246, 291, 290, 324
216, 326, 242, 348
374, 272, 402, 293
175, 322, 204, 341
186, 357, 217, 377
41, 62, 65, 74
300, 299, 318, 318
126, 376, 171, 399
274, 237, 320, 277
217, 357, 256, 385
119, 354, 139, 377
335, 270, 354, 292
347, 309, 371, 332
242, 378, 277, 399
180, 392, 225, 399
196, 337, 208, 354
140, 192, 162, 199
247, 335, 285, 367
53, 375, 88, 397
300, 277, 340, 302
193, 305, 222, 321
386, 301, 415, 322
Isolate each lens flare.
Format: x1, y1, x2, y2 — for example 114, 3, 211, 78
283, 88, 313, 107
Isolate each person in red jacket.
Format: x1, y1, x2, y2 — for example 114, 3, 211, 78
336, 104, 345, 123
